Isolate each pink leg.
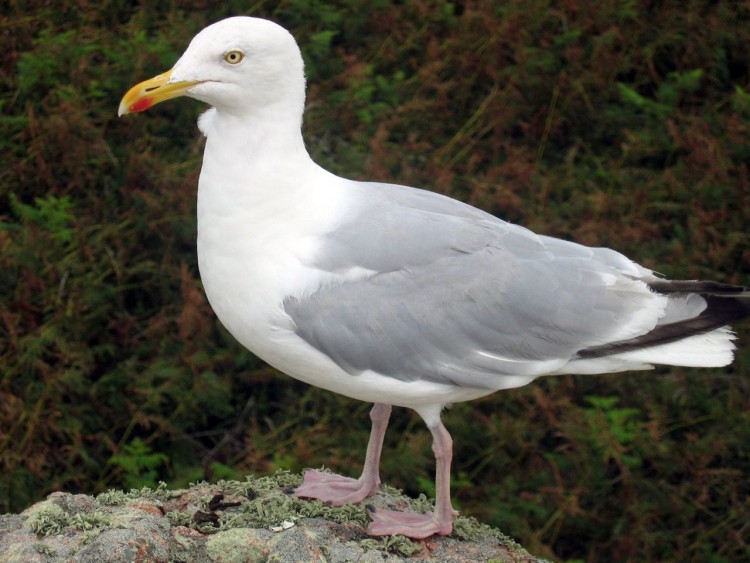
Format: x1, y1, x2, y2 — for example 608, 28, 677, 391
295, 403, 391, 506
366, 419, 456, 539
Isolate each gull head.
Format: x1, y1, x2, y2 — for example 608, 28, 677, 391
118, 17, 306, 117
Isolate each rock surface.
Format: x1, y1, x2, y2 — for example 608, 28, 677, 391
0, 471, 546, 562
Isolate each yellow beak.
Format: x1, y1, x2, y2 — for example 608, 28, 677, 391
118, 69, 200, 116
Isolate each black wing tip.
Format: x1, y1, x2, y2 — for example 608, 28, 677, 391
647, 279, 748, 295
578, 279, 750, 360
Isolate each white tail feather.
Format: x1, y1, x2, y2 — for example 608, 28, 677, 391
614, 326, 736, 367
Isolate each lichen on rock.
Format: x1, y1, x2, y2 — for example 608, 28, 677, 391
0, 470, 546, 562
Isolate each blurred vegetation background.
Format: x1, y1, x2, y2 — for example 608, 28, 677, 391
2, 0, 749, 560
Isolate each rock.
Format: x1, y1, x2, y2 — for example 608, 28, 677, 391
0, 470, 546, 562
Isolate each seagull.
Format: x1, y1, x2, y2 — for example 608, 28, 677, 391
119, 16, 750, 539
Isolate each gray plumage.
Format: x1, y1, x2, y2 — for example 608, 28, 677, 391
284, 181, 675, 389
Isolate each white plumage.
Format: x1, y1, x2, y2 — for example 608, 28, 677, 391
119, 16, 748, 538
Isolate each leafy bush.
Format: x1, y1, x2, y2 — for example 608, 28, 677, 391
2, 1, 749, 560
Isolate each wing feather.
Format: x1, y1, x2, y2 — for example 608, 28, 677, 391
284, 182, 666, 390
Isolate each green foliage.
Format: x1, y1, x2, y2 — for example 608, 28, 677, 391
618, 69, 704, 119
582, 395, 642, 467
6, 194, 76, 244
108, 438, 169, 489
2, 1, 749, 561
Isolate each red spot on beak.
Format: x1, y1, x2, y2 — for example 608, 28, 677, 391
131, 97, 154, 113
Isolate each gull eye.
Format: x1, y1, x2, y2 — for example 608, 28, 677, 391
223, 50, 244, 64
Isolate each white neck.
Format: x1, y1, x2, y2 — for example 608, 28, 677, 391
193, 102, 350, 352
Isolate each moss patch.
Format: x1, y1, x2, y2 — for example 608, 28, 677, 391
205, 528, 267, 563
5, 471, 543, 562
358, 535, 422, 557
25, 501, 68, 536
97, 481, 179, 506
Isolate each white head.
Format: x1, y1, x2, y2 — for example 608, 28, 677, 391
119, 17, 306, 119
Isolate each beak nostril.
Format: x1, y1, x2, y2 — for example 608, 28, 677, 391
144, 86, 159, 92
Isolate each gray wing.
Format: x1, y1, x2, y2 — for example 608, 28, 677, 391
284, 181, 659, 389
